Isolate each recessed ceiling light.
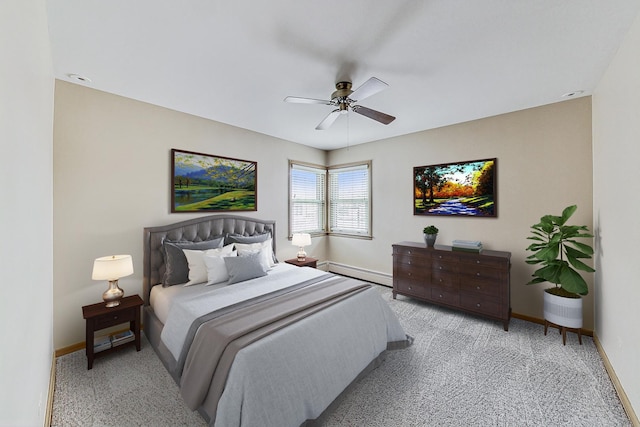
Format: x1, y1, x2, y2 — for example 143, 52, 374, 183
561, 90, 584, 98
67, 73, 92, 83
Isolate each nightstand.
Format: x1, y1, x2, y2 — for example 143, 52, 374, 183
82, 294, 143, 369
284, 257, 318, 268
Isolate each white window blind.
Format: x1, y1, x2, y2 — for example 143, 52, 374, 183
289, 162, 326, 235
328, 162, 371, 237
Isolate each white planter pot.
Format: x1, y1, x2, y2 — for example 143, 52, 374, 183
543, 291, 583, 329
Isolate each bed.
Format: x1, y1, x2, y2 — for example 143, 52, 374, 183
143, 214, 411, 426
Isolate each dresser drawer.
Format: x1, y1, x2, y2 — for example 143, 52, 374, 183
459, 264, 503, 282
92, 308, 135, 330
393, 247, 430, 265
394, 278, 428, 297
395, 265, 431, 282
431, 270, 458, 289
459, 255, 508, 270
432, 252, 459, 263
460, 293, 502, 317
460, 278, 501, 297
432, 259, 458, 274
430, 288, 460, 306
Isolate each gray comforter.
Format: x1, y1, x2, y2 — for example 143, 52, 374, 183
172, 272, 410, 426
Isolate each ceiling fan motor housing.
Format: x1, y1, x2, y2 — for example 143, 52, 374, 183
331, 81, 353, 101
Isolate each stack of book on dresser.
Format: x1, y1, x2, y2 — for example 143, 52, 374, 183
452, 240, 483, 253
93, 330, 134, 353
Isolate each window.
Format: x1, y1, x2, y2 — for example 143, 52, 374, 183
328, 162, 371, 237
289, 162, 326, 235
289, 160, 371, 238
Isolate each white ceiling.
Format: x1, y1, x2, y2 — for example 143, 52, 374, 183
47, 1, 639, 150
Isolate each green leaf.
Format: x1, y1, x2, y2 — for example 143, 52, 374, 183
558, 265, 589, 295
565, 253, 596, 273
564, 245, 591, 260
561, 205, 577, 224
526, 277, 547, 285
535, 245, 559, 262
567, 240, 594, 255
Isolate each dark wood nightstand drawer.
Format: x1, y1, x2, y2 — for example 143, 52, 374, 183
93, 309, 136, 330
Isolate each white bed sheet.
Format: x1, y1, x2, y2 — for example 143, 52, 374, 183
153, 263, 328, 360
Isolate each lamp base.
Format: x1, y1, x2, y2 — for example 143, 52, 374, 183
296, 248, 307, 262
103, 279, 124, 308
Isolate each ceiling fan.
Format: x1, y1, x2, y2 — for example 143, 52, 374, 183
284, 77, 396, 130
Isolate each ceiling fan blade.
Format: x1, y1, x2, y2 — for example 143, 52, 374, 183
284, 96, 332, 105
349, 77, 389, 102
316, 109, 341, 130
352, 105, 396, 125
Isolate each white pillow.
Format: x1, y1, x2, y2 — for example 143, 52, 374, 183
183, 244, 235, 286
204, 250, 237, 285
234, 239, 275, 271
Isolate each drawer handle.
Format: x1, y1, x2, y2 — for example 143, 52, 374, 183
476, 286, 481, 290
476, 303, 481, 308
439, 294, 443, 298
439, 279, 443, 283
408, 261, 411, 265
408, 272, 412, 277
439, 266, 442, 270
408, 286, 412, 290
113, 315, 118, 320
476, 272, 480, 276
477, 260, 480, 264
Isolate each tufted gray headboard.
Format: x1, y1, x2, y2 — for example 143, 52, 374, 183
143, 214, 276, 305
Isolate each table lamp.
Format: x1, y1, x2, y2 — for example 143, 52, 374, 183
291, 233, 312, 261
92, 254, 133, 307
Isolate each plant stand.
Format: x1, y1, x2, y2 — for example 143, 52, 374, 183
544, 319, 582, 345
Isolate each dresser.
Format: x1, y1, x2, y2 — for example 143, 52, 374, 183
392, 241, 511, 330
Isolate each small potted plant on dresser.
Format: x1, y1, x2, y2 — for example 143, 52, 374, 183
525, 205, 595, 344
423, 225, 439, 247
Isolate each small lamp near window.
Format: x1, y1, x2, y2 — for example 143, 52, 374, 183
92, 255, 133, 308
291, 233, 312, 262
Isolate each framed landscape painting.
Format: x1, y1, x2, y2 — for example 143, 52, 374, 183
171, 149, 257, 212
414, 158, 496, 217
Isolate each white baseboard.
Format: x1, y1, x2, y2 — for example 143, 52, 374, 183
325, 261, 392, 287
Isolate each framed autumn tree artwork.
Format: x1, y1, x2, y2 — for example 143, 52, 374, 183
413, 158, 496, 217
171, 149, 257, 212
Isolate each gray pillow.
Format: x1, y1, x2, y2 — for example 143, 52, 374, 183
225, 232, 277, 262
162, 237, 224, 286
223, 252, 268, 285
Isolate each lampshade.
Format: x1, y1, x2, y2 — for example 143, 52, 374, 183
92, 255, 133, 307
291, 233, 311, 247
92, 255, 134, 280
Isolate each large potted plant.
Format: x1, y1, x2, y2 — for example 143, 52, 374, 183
525, 205, 595, 338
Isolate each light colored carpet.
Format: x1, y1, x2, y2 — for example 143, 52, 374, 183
52, 286, 630, 426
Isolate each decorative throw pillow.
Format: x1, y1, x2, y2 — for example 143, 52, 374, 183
183, 244, 235, 286
234, 239, 274, 271
223, 252, 268, 285
203, 249, 237, 286
225, 233, 277, 264
161, 237, 224, 286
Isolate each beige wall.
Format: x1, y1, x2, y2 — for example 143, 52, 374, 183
0, 0, 54, 424
53, 81, 327, 349
593, 10, 640, 419
328, 97, 595, 329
